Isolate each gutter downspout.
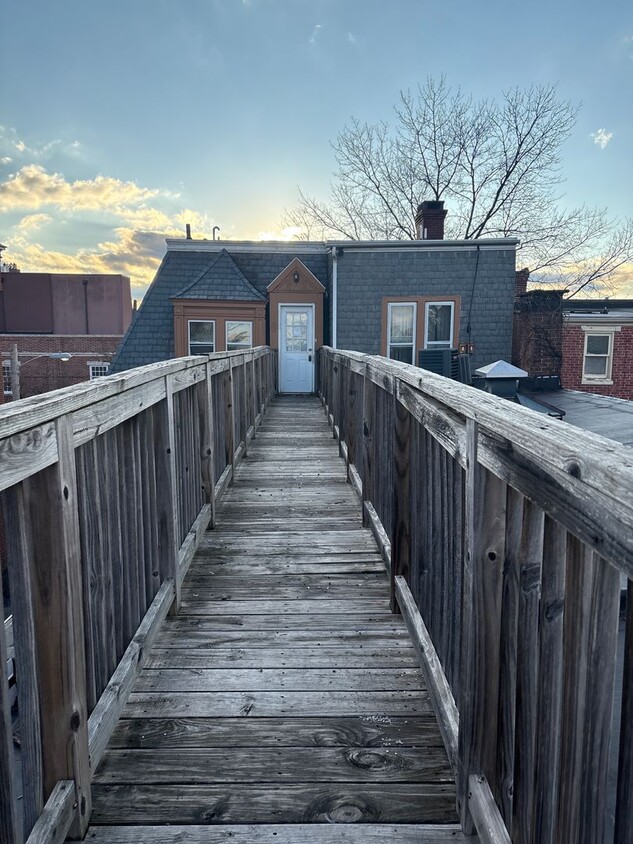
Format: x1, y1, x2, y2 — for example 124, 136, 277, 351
331, 247, 338, 349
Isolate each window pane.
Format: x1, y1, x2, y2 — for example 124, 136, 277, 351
389, 305, 414, 343
284, 311, 308, 352
584, 356, 607, 376
427, 304, 452, 343
227, 321, 252, 347
586, 334, 609, 355
389, 345, 413, 364
190, 321, 215, 344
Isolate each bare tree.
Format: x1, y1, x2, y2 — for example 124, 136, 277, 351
283, 77, 632, 295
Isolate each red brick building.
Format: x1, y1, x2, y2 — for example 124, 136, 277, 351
0, 269, 132, 400
513, 275, 633, 401
560, 301, 633, 400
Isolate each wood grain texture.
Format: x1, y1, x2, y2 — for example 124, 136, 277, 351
90, 783, 457, 825
86, 395, 457, 836
83, 823, 473, 843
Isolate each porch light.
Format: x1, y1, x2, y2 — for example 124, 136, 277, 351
293, 271, 300, 283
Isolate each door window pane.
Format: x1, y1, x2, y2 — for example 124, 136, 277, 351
189, 320, 215, 354
284, 311, 308, 352
425, 303, 453, 348
226, 321, 252, 351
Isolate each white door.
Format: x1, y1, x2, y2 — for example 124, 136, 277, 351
279, 305, 314, 393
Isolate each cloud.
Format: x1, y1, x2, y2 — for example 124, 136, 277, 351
347, 32, 356, 45
0, 157, 12, 165
0, 164, 164, 212
16, 213, 52, 231
0, 164, 220, 297
309, 24, 322, 45
590, 128, 613, 149
0, 126, 85, 163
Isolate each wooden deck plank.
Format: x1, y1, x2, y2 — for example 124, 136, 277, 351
144, 647, 419, 669
93, 746, 453, 784
90, 783, 457, 825
134, 667, 426, 692
108, 716, 443, 749
85, 823, 472, 842
85, 395, 461, 837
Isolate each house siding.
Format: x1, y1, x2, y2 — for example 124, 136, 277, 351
112, 241, 517, 373
335, 247, 516, 368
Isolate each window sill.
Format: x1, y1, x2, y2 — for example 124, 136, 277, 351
581, 378, 613, 386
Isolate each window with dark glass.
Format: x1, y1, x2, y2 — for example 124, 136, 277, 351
425, 302, 454, 349
188, 320, 215, 354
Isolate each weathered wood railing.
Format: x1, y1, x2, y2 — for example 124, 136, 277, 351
319, 346, 633, 844
0, 346, 276, 844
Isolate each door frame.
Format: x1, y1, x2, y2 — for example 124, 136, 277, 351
277, 302, 316, 394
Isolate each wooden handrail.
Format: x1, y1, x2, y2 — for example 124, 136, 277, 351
319, 346, 633, 844
0, 346, 277, 844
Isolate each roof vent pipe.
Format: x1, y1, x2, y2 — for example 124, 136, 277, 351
185, 223, 192, 239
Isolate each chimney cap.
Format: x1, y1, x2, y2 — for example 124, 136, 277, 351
417, 200, 445, 213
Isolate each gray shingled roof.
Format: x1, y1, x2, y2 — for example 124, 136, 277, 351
173, 249, 265, 301
110, 247, 329, 372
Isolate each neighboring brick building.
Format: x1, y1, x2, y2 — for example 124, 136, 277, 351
512, 287, 565, 379
112, 201, 519, 390
561, 300, 633, 400
0, 270, 132, 400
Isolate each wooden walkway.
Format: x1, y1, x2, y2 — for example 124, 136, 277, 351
85, 396, 468, 842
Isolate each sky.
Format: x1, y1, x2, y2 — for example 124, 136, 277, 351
0, 0, 631, 299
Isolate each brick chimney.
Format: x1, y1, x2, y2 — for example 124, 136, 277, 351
515, 268, 530, 298
415, 200, 447, 240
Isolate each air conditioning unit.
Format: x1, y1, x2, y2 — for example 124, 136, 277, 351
418, 348, 460, 379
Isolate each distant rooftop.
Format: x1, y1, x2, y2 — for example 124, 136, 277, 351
535, 389, 633, 447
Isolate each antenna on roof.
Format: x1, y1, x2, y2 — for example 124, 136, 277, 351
185, 223, 192, 240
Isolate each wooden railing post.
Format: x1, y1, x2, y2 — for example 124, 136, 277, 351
390, 377, 411, 613
251, 351, 257, 427
156, 375, 181, 613
203, 361, 217, 529
240, 354, 248, 457
0, 610, 18, 844
361, 363, 375, 528
458, 417, 506, 834
225, 358, 236, 481
8, 415, 93, 838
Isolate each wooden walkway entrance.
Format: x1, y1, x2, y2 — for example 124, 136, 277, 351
85, 396, 467, 841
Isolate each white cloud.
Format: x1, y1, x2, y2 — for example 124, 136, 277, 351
309, 24, 322, 45
16, 213, 52, 231
0, 164, 163, 212
347, 32, 356, 45
590, 128, 613, 149
0, 157, 12, 165
0, 126, 86, 164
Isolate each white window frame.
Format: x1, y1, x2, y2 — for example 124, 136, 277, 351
226, 320, 253, 352
387, 302, 417, 363
2, 360, 11, 395
581, 326, 617, 385
88, 362, 109, 380
188, 319, 216, 355
424, 301, 455, 349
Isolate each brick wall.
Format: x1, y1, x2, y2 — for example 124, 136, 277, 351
512, 290, 564, 378
0, 334, 122, 399
561, 323, 633, 400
